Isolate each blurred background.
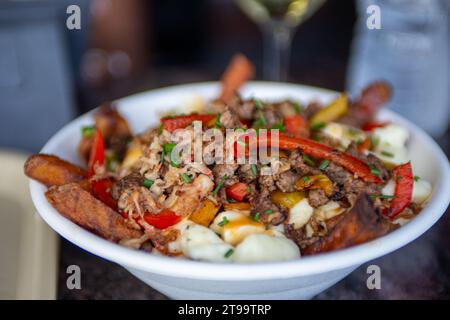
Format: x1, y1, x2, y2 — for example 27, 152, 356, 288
1, 0, 449, 152
0, 0, 449, 299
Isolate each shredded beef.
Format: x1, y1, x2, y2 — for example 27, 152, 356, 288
220, 107, 243, 128
323, 162, 382, 205
230, 100, 255, 120
238, 164, 258, 183
275, 171, 299, 193
284, 224, 320, 249
250, 192, 286, 225
277, 101, 297, 118
346, 142, 390, 181
303, 102, 322, 119
308, 189, 329, 208
112, 172, 145, 200
212, 163, 239, 187
258, 174, 277, 193
262, 108, 282, 127
288, 149, 321, 176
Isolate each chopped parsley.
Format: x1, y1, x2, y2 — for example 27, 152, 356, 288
163, 143, 181, 167
143, 179, 154, 189
213, 175, 228, 195
251, 164, 258, 176
253, 212, 261, 222
347, 128, 358, 136
370, 194, 396, 199
218, 216, 230, 227
319, 160, 330, 170
237, 138, 247, 147
302, 175, 310, 182
293, 102, 302, 113
160, 147, 165, 163
214, 113, 223, 128
311, 122, 326, 131
369, 164, 381, 176
380, 150, 394, 158
263, 209, 273, 214
224, 248, 234, 258
414, 175, 421, 182
81, 125, 95, 138
181, 173, 191, 184
302, 154, 316, 166
253, 112, 267, 128
271, 122, 286, 131
370, 136, 380, 147
254, 99, 264, 109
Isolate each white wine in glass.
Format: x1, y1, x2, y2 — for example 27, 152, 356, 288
235, 0, 326, 81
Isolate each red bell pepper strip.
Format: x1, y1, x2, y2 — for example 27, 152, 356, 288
143, 209, 182, 229
87, 128, 105, 177
284, 114, 309, 137
86, 129, 119, 210
161, 114, 216, 133
91, 178, 118, 211
362, 121, 389, 131
260, 133, 382, 184
226, 182, 249, 202
384, 162, 413, 220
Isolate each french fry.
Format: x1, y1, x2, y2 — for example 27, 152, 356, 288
46, 183, 142, 242
219, 53, 255, 104
303, 194, 396, 255
24, 154, 87, 187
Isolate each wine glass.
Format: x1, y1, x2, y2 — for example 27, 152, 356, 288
235, 0, 326, 81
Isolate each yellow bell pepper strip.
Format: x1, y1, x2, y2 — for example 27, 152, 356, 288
121, 138, 143, 169
224, 202, 251, 212
190, 199, 221, 226
271, 191, 305, 209
259, 133, 382, 184
295, 174, 334, 196
310, 93, 348, 126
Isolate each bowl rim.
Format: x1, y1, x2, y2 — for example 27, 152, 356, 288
29, 81, 450, 280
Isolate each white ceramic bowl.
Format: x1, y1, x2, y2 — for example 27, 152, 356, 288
29, 82, 450, 299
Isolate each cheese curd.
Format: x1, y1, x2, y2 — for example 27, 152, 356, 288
315, 201, 345, 220
372, 124, 409, 149
180, 224, 233, 262
288, 198, 314, 229
412, 178, 432, 204
210, 211, 266, 246
382, 177, 432, 204
370, 124, 410, 166
233, 234, 300, 263
373, 146, 409, 167
322, 122, 366, 148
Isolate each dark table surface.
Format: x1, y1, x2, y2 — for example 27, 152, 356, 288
56, 114, 450, 300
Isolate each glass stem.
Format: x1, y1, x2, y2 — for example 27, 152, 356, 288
262, 23, 293, 81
